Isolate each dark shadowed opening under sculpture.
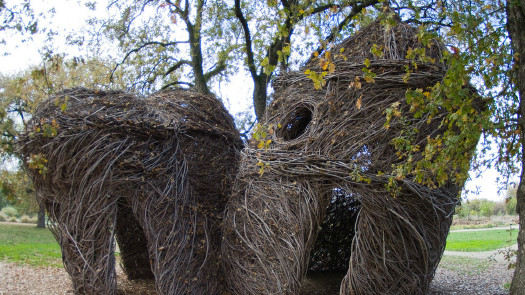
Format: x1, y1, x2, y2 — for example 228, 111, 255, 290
18, 16, 485, 295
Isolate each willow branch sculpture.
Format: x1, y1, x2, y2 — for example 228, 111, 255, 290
221, 17, 484, 295
18, 17, 484, 295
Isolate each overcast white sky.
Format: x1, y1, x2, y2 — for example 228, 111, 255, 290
0, 0, 517, 202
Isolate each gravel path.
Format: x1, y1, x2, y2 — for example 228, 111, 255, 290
449, 225, 518, 233
429, 258, 513, 295
0, 260, 156, 295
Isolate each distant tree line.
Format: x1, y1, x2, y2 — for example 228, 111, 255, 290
456, 185, 518, 218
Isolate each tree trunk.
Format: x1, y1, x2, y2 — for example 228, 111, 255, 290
188, 23, 210, 95
508, 0, 525, 294
36, 207, 45, 228
253, 75, 268, 122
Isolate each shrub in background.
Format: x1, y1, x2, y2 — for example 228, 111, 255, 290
0, 206, 18, 218
479, 200, 494, 217
20, 214, 37, 223
506, 196, 517, 215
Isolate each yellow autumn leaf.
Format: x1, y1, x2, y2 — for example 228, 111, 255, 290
329, 62, 336, 73
356, 95, 363, 110
393, 109, 401, 117
321, 60, 328, 70
364, 75, 375, 83
354, 77, 362, 89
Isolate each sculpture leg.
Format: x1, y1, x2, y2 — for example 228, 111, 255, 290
222, 178, 330, 295
45, 195, 118, 295
129, 190, 223, 295
340, 183, 458, 294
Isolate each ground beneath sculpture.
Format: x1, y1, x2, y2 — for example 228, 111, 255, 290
0, 252, 513, 295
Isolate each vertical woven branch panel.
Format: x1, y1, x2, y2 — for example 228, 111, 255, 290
308, 189, 361, 273
222, 17, 483, 295
19, 88, 242, 294
222, 167, 331, 294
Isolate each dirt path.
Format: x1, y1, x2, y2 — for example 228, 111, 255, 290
0, 259, 156, 295
0, 257, 514, 295
444, 244, 518, 263
429, 259, 512, 295
450, 225, 517, 233
0, 261, 72, 295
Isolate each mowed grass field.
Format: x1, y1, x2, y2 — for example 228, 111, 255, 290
0, 223, 62, 267
445, 228, 518, 252
0, 222, 519, 268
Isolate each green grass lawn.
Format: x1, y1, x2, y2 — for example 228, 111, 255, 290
0, 223, 62, 267
0, 222, 519, 269
445, 228, 518, 252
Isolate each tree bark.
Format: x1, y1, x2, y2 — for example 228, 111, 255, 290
253, 75, 268, 122
507, 0, 525, 294
188, 22, 210, 95
36, 207, 45, 228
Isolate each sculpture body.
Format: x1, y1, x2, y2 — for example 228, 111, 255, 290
19, 88, 242, 294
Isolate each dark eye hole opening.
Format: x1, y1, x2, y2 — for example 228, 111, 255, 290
279, 106, 313, 141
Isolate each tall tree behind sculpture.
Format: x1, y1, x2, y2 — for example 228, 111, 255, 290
89, 0, 380, 120
507, 0, 525, 292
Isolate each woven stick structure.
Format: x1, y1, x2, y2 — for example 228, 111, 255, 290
19, 88, 242, 294
221, 17, 483, 295
19, 15, 484, 295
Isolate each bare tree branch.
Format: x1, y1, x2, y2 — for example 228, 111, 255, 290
110, 40, 188, 82
164, 60, 192, 76
234, 0, 257, 80
314, 0, 380, 56
161, 81, 195, 90
204, 62, 226, 82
